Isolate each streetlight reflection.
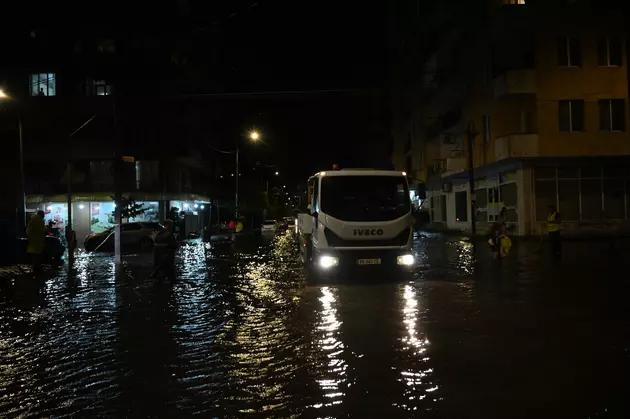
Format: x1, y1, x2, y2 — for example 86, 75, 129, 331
311, 286, 347, 411
396, 284, 438, 412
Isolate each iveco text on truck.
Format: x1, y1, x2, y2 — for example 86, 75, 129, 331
297, 167, 415, 279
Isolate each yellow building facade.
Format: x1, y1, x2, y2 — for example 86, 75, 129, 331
393, 2, 630, 235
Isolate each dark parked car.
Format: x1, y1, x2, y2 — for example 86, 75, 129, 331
84, 222, 163, 252
16, 236, 65, 265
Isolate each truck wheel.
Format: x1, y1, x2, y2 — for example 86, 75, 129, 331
304, 241, 321, 283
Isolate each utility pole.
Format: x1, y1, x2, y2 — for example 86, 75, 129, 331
65, 113, 97, 266
467, 122, 478, 235
113, 100, 122, 267
17, 115, 26, 235
235, 148, 239, 218
67, 160, 73, 264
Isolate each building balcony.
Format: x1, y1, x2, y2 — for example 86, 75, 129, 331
495, 133, 539, 161
443, 157, 467, 177
492, 69, 536, 98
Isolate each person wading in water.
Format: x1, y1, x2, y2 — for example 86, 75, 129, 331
151, 219, 177, 283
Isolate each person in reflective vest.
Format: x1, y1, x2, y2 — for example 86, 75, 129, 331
547, 205, 562, 260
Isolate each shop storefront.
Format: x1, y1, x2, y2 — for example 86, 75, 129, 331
27, 193, 211, 246
168, 200, 208, 238
28, 200, 160, 246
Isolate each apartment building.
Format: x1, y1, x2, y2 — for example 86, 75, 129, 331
0, 16, 216, 238
392, 0, 630, 235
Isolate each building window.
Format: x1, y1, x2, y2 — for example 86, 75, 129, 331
483, 114, 491, 143
558, 100, 585, 131
87, 79, 112, 96
597, 37, 622, 67
521, 110, 534, 133
30, 73, 56, 96
455, 191, 468, 222
599, 100, 625, 131
97, 39, 116, 53
557, 37, 582, 67
95, 81, 111, 96
504, 0, 526, 4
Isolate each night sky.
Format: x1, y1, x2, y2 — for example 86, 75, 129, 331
3, 0, 392, 182
201, 0, 391, 179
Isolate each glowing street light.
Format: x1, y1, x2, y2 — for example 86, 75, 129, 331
275, 171, 279, 176
249, 130, 261, 141
0, 89, 9, 99
235, 129, 262, 217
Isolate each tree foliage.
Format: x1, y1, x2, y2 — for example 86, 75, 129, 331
110, 196, 147, 220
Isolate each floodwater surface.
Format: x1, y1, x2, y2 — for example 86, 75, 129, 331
1, 233, 628, 418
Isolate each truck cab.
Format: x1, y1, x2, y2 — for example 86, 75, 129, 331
297, 168, 415, 279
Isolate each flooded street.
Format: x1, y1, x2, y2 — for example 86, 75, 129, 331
1, 232, 629, 418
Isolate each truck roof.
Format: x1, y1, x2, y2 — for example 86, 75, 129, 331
311, 169, 407, 178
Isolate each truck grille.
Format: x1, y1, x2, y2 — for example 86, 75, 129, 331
324, 227, 411, 247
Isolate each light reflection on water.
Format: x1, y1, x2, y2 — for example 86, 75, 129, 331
396, 284, 437, 413
311, 286, 347, 412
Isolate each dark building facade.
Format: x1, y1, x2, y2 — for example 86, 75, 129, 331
0, 5, 222, 242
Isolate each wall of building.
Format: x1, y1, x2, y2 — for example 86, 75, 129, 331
536, 23, 630, 158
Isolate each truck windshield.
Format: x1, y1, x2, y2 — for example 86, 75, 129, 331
320, 176, 411, 222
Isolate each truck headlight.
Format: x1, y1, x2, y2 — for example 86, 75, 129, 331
318, 255, 339, 269
397, 254, 415, 266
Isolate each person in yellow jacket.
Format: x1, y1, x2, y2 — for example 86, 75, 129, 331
26, 210, 47, 276
488, 222, 512, 260
547, 205, 562, 260
235, 219, 244, 233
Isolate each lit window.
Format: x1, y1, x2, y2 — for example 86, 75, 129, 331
94, 81, 111, 96
30, 73, 56, 97
87, 79, 112, 96
504, 0, 525, 4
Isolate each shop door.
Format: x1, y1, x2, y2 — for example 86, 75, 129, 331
72, 203, 92, 247
440, 195, 447, 223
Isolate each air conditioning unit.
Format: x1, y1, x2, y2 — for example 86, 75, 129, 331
442, 182, 452, 192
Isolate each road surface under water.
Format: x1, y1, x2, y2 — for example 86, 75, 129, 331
1, 232, 628, 418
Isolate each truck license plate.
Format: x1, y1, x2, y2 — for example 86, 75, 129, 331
357, 258, 381, 265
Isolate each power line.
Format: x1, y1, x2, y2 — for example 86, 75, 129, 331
176, 88, 370, 98
206, 144, 236, 154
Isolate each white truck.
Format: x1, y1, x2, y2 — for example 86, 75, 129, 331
297, 168, 415, 279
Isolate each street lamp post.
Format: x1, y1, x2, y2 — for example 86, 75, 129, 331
0, 89, 27, 234
213, 130, 261, 219
17, 115, 26, 234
